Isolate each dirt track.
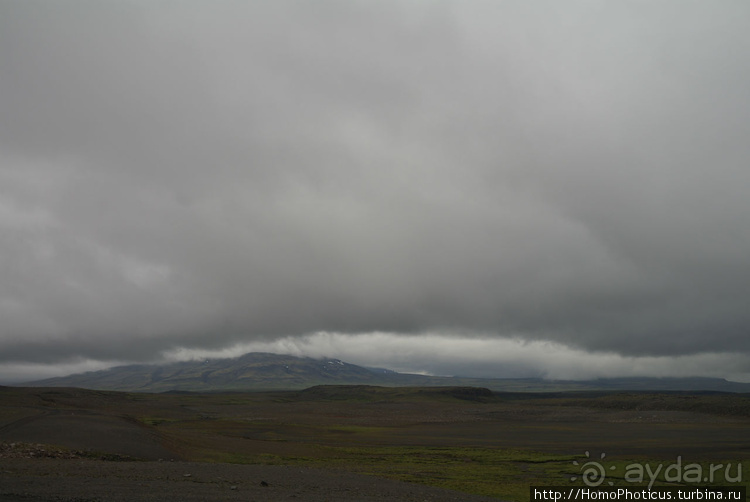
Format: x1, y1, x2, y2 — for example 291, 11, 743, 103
0, 458, 502, 502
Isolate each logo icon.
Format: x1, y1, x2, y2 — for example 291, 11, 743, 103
570, 451, 616, 486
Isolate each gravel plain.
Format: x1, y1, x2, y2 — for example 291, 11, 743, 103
0, 457, 503, 502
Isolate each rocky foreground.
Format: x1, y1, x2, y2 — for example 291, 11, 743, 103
0, 454, 502, 502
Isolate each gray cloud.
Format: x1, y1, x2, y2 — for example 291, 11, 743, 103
1, 1, 749, 380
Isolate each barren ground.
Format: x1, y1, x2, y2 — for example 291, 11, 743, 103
1, 386, 749, 501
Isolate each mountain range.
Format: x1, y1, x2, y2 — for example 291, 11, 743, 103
22, 352, 750, 393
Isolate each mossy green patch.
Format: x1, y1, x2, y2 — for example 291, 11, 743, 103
137, 416, 179, 426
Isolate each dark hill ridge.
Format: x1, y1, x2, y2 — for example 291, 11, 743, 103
26, 353, 406, 392
22, 352, 750, 393
298, 384, 495, 402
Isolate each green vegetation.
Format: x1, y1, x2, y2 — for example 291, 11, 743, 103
555, 393, 750, 418
317, 445, 575, 500
179, 441, 750, 501
137, 416, 179, 426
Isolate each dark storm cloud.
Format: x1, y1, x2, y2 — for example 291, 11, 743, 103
1, 1, 750, 375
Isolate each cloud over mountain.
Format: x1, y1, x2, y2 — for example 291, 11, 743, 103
1, 1, 749, 382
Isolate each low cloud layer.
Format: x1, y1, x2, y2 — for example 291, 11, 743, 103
4, 332, 749, 385
1, 1, 749, 382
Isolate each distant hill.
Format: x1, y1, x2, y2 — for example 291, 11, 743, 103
25, 353, 405, 392
22, 352, 750, 393
588, 376, 750, 393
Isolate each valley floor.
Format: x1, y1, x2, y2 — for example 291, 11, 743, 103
1, 386, 749, 501
0, 458, 500, 502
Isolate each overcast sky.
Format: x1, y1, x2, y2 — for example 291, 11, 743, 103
2, 1, 750, 384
